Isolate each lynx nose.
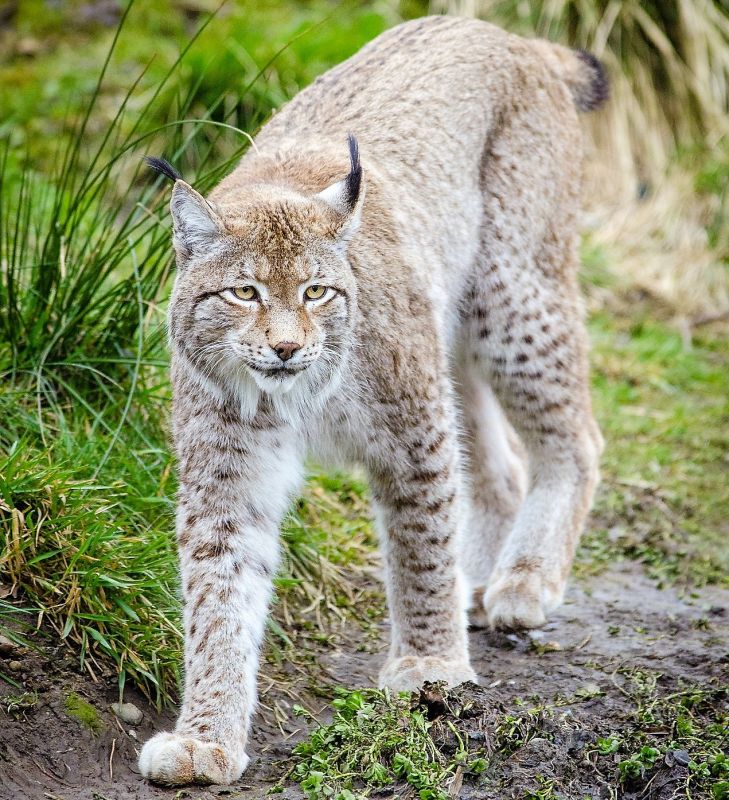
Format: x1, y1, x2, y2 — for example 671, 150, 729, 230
272, 341, 301, 362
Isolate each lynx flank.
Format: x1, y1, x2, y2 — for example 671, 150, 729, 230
139, 16, 607, 786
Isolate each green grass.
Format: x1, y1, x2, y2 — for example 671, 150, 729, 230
578, 310, 729, 587
290, 676, 729, 799
1, 0, 396, 174
291, 688, 478, 800
0, 423, 181, 704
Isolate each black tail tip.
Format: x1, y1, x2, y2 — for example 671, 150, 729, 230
576, 49, 609, 112
144, 156, 182, 183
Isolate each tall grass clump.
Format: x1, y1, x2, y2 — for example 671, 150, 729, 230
0, 7, 254, 386
0, 3, 376, 705
0, 4, 251, 704
433, 0, 729, 316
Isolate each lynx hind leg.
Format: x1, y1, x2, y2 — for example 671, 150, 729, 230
455, 366, 527, 628
465, 263, 602, 630
460, 85, 603, 630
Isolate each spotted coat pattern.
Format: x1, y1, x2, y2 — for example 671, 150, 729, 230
138, 15, 607, 786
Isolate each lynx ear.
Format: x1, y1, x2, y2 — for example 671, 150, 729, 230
145, 156, 225, 263
169, 181, 225, 262
317, 133, 364, 243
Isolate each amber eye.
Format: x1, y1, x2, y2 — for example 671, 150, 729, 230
304, 285, 327, 301
232, 286, 258, 301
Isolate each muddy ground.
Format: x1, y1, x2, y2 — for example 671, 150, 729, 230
1, 562, 727, 800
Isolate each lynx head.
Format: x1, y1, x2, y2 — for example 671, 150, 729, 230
148, 136, 364, 419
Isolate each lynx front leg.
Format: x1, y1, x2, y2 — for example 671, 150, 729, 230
368, 396, 476, 691
139, 404, 301, 786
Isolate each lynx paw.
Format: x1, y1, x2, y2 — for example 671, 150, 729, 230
138, 731, 249, 786
379, 656, 477, 691
484, 568, 563, 630
467, 586, 490, 629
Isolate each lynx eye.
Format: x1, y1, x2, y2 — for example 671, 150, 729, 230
304, 285, 327, 301
232, 286, 258, 301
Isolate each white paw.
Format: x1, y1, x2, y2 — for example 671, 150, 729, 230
379, 655, 477, 692
484, 568, 563, 630
138, 731, 249, 786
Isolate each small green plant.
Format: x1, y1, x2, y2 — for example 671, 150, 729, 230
3, 690, 38, 718
595, 735, 621, 755
468, 757, 488, 775
525, 775, 558, 800
713, 780, 729, 800
493, 707, 551, 755
618, 745, 661, 782
292, 688, 464, 800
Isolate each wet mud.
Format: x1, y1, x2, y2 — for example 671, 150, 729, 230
1, 563, 726, 799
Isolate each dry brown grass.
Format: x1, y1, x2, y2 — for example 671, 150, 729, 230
584, 162, 729, 317
432, 0, 729, 316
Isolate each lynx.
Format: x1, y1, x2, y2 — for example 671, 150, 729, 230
138, 15, 607, 786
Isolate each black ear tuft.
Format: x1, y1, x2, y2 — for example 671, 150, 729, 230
144, 156, 183, 183
344, 133, 362, 209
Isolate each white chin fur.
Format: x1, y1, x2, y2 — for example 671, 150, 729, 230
228, 362, 342, 426
248, 369, 302, 395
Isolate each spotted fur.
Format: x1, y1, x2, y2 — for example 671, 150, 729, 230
139, 16, 606, 786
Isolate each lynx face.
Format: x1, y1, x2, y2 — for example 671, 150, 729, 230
170, 219, 356, 398
166, 138, 363, 408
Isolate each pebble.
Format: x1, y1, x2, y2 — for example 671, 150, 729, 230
520, 736, 555, 764
671, 749, 691, 767
7, 660, 22, 672
111, 701, 143, 725
576, 682, 602, 698
0, 635, 21, 658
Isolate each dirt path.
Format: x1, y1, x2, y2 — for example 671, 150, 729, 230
1, 563, 726, 800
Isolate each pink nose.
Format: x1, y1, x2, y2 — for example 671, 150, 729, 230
273, 341, 301, 362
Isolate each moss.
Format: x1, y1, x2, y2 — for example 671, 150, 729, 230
64, 692, 103, 734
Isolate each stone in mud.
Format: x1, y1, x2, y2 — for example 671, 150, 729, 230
666, 749, 690, 767
111, 701, 143, 726
0, 634, 22, 658
517, 736, 557, 768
